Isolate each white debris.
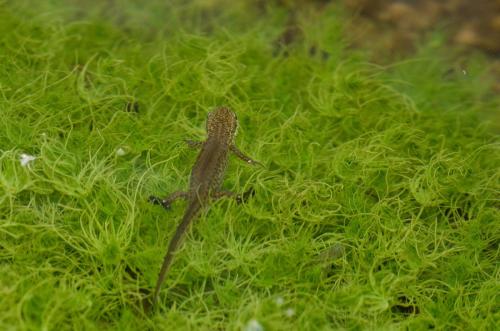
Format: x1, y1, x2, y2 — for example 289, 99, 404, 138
20, 153, 36, 167
275, 296, 284, 306
116, 147, 126, 156
244, 319, 264, 331
285, 308, 295, 317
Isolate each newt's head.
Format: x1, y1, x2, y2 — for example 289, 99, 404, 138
206, 107, 238, 142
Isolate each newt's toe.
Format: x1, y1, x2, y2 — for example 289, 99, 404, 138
160, 200, 171, 210
148, 195, 161, 205
238, 187, 256, 204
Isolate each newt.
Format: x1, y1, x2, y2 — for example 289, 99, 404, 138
146, 107, 261, 310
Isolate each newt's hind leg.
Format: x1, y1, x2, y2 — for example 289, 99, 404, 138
212, 188, 255, 204
149, 191, 188, 210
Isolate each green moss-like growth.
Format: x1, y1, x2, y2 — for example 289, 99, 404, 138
0, 1, 498, 330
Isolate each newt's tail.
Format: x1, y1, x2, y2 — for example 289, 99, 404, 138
151, 199, 203, 308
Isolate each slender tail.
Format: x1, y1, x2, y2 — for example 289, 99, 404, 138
151, 199, 203, 307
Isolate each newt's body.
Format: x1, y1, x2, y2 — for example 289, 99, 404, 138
148, 107, 260, 309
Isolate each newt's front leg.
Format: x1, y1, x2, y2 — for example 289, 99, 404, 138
185, 140, 204, 149
230, 145, 263, 167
